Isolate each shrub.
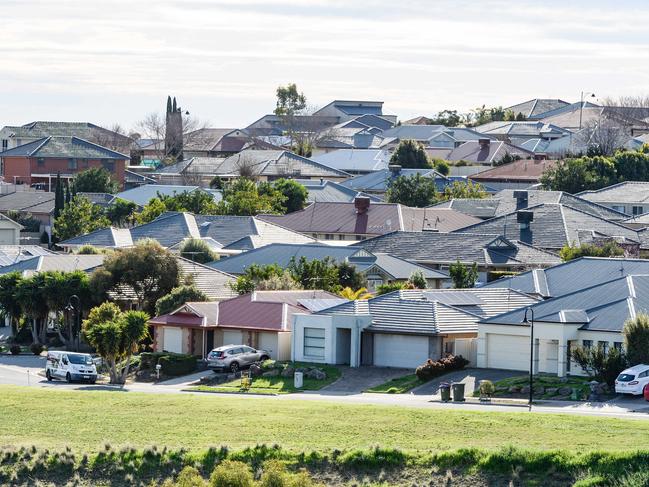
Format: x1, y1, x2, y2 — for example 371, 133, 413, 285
29, 343, 45, 356
9, 344, 21, 355
261, 359, 277, 371
571, 346, 627, 386
209, 460, 254, 487
479, 380, 495, 396
157, 353, 197, 376
175, 466, 207, 487
40, 231, 49, 244
415, 354, 469, 381
623, 313, 649, 366
258, 460, 319, 487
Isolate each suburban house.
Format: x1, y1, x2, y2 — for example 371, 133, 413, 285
182, 128, 253, 158
150, 150, 350, 185
433, 189, 629, 221
311, 149, 390, 174
505, 99, 571, 120
208, 243, 450, 290
149, 291, 343, 359
0, 136, 129, 190
292, 288, 538, 368
339, 166, 450, 197
359, 231, 561, 282
453, 202, 646, 253
468, 159, 557, 191
471, 121, 571, 143
0, 214, 23, 245
312, 100, 396, 124
426, 139, 536, 165
113, 184, 221, 207
59, 212, 315, 252
477, 274, 649, 376
298, 179, 382, 204
0, 245, 53, 267
257, 197, 480, 241
578, 181, 649, 216
0, 254, 105, 277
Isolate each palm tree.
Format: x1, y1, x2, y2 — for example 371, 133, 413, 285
338, 287, 372, 300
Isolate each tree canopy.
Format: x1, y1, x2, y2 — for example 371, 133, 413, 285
273, 178, 308, 213
73, 167, 119, 193
449, 260, 479, 288
155, 285, 209, 316
136, 191, 219, 224
441, 180, 488, 200
389, 140, 431, 169
386, 174, 438, 207
53, 195, 110, 241
178, 238, 218, 264
623, 313, 649, 366
559, 241, 625, 261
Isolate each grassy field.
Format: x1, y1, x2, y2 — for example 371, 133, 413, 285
2, 385, 649, 455
365, 373, 425, 393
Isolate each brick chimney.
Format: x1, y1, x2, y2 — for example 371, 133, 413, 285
354, 196, 371, 214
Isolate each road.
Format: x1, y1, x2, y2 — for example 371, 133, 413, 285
1, 356, 649, 420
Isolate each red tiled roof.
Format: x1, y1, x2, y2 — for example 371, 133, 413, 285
148, 312, 206, 328
470, 159, 557, 182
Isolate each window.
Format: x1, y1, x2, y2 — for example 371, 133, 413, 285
102, 161, 115, 172
611, 205, 625, 213
68, 158, 77, 170
324, 234, 334, 240
303, 327, 325, 358
614, 342, 623, 352
598, 341, 609, 353
1, 139, 7, 151
582, 340, 592, 349
338, 235, 345, 240
37, 158, 45, 166
633, 206, 644, 215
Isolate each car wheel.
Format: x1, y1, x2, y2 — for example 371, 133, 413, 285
230, 362, 240, 373
46, 370, 52, 381
66, 373, 72, 383
260, 355, 270, 362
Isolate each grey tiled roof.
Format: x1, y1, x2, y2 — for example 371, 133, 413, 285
340, 168, 448, 193
481, 257, 649, 298
454, 203, 643, 250
578, 181, 649, 204
115, 185, 220, 207
359, 232, 561, 267
2, 121, 132, 142
482, 274, 649, 333
505, 99, 571, 119
311, 149, 390, 173
0, 192, 55, 214
296, 179, 382, 203
0, 254, 105, 276
176, 257, 236, 300
0, 136, 128, 159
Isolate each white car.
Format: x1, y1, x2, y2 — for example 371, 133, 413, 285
615, 364, 649, 395
46, 351, 97, 383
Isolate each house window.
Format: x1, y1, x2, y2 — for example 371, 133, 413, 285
338, 235, 346, 240
68, 158, 77, 170
37, 158, 45, 166
633, 206, 644, 215
582, 340, 592, 349
1, 140, 7, 151
598, 341, 609, 353
324, 234, 334, 240
102, 161, 115, 172
303, 327, 325, 358
611, 205, 625, 213
614, 342, 623, 352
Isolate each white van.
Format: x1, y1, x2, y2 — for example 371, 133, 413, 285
46, 351, 97, 383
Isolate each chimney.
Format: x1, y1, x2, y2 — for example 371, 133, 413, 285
478, 138, 491, 149
517, 210, 534, 244
513, 190, 528, 210
354, 196, 371, 214
388, 164, 401, 176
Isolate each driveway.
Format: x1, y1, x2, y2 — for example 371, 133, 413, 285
411, 368, 522, 396
318, 366, 411, 395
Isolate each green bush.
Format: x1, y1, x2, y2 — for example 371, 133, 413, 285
261, 359, 277, 371
157, 354, 197, 377
259, 460, 319, 487
29, 343, 45, 356
173, 466, 207, 487
415, 354, 469, 381
9, 344, 21, 355
210, 460, 254, 487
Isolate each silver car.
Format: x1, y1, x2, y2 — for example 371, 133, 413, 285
206, 345, 270, 373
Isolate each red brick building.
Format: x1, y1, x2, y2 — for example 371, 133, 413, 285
0, 136, 129, 190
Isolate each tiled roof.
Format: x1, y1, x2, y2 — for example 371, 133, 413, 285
2, 121, 132, 142
454, 203, 643, 250
0, 245, 54, 267
434, 140, 535, 164
505, 99, 571, 119
114, 184, 221, 207
257, 201, 480, 235
340, 168, 449, 193
0, 136, 129, 159
311, 149, 390, 173
578, 181, 649, 204
0, 254, 104, 277
481, 256, 649, 298
469, 159, 557, 182
183, 128, 239, 152
176, 257, 236, 300
481, 274, 649, 333
297, 179, 382, 204
359, 232, 561, 267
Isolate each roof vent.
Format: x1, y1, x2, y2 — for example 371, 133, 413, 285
388, 164, 401, 175
478, 138, 491, 148
513, 190, 528, 210
354, 196, 371, 214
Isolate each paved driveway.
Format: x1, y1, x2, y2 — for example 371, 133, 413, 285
318, 366, 412, 395
411, 368, 522, 396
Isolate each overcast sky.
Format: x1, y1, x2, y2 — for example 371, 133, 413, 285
3, 0, 649, 131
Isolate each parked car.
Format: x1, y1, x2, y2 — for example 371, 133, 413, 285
644, 383, 649, 402
45, 351, 97, 383
615, 364, 649, 395
206, 345, 270, 373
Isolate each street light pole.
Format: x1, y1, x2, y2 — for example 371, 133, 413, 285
524, 307, 534, 411
579, 91, 596, 130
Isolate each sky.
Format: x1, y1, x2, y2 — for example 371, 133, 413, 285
3, 0, 649, 131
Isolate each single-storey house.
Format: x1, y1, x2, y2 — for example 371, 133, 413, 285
477, 274, 649, 376
149, 291, 343, 359
292, 288, 538, 368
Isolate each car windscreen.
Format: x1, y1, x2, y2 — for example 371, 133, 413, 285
68, 354, 93, 365
617, 373, 636, 382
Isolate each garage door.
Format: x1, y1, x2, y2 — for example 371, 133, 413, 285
223, 330, 243, 346
373, 334, 429, 368
487, 334, 528, 370
0, 229, 16, 245
163, 327, 183, 354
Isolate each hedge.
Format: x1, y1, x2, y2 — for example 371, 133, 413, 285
140, 352, 197, 376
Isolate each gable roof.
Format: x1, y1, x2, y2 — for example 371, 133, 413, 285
339, 167, 449, 193
469, 159, 557, 183
311, 149, 390, 173
0, 245, 54, 267
481, 274, 649, 333
505, 99, 571, 119
297, 179, 382, 203
176, 257, 236, 300
2, 121, 131, 141
0, 136, 129, 159
0, 254, 105, 277
454, 203, 644, 250
359, 231, 561, 267
257, 201, 480, 235
481, 256, 649, 298
578, 181, 649, 205
114, 184, 220, 207
432, 140, 535, 164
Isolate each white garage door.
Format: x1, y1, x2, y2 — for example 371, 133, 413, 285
373, 334, 429, 368
487, 334, 528, 371
0, 229, 16, 245
163, 327, 183, 354
258, 332, 277, 359
223, 330, 243, 346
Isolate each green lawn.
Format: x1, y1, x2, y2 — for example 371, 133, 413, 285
365, 374, 424, 393
2, 385, 649, 454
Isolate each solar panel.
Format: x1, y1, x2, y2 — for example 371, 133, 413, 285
423, 291, 483, 306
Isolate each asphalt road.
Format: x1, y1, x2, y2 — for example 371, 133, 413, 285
1, 356, 649, 420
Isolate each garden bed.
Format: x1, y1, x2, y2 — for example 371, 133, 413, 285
473, 374, 613, 401
365, 374, 424, 394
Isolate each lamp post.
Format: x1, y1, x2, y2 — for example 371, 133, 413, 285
66, 295, 80, 352
579, 91, 596, 130
523, 307, 534, 411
